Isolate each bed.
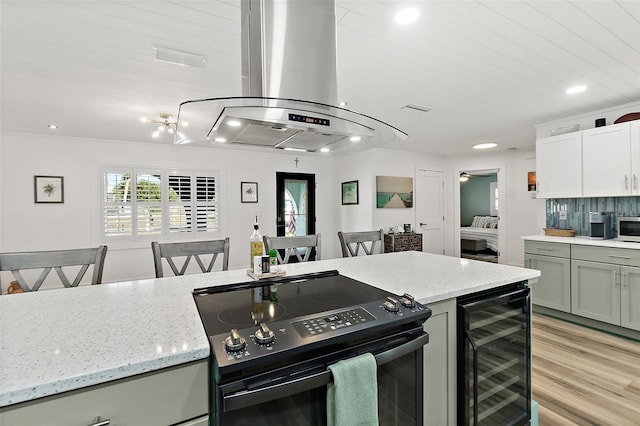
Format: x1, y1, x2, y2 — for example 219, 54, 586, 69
460, 216, 498, 252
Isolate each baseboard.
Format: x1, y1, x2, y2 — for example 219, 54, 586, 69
533, 306, 640, 342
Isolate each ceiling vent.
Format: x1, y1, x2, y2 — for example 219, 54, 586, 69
152, 46, 207, 68
400, 104, 433, 114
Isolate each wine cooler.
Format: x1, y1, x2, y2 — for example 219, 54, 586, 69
457, 282, 531, 425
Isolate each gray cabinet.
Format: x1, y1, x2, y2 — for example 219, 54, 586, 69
570, 245, 640, 331
524, 241, 571, 312
525, 240, 640, 334
621, 266, 640, 330
0, 360, 209, 425
571, 259, 620, 325
423, 298, 456, 426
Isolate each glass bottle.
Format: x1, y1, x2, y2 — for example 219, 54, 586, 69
250, 217, 264, 267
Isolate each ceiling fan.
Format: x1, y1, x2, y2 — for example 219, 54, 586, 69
459, 171, 495, 182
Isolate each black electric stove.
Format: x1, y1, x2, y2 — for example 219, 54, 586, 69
193, 270, 431, 378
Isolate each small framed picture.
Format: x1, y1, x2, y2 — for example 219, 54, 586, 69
34, 175, 64, 203
341, 180, 359, 205
241, 182, 258, 203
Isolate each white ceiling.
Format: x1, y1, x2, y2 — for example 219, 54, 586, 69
1, 0, 638, 156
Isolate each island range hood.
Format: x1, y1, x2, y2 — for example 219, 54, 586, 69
175, 0, 407, 153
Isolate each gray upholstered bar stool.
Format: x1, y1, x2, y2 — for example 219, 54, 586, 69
0, 245, 108, 292
337, 229, 384, 257
262, 234, 321, 264
151, 238, 230, 278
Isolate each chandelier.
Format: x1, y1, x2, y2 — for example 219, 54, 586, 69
139, 113, 187, 139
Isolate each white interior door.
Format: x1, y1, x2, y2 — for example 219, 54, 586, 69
416, 169, 444, 255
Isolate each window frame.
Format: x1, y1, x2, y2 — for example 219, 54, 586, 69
101, 166, 221, 243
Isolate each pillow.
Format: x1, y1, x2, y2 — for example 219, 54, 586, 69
471, 216, 498, 228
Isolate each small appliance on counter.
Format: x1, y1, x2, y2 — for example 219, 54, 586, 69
617, 216, 640, 242
589, 212, 613, 240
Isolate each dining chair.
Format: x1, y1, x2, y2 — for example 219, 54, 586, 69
337, 229, 384, 257
262, 234, 321, 264
151, 238, 230, 278
0, 245, 108, 292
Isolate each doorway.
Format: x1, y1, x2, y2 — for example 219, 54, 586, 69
459, 169, 499, 263
275, 172, 316, 237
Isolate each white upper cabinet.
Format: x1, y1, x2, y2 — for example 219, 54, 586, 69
536, 131, 583, 198
582, 122, 633, 196
631, 120, 640, 195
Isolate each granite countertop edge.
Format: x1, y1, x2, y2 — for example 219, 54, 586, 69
522, 235, 640, 249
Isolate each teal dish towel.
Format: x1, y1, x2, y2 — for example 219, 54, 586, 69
327, 352, 379, 426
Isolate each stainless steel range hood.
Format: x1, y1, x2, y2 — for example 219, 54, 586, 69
175, 0, 407, 153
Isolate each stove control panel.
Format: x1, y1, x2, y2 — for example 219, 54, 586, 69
208, 292, 431, 372
292, 307, 376, 338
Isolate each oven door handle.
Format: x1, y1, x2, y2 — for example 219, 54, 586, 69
223, 331, 430, 412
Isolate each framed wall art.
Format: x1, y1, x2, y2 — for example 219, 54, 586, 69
34, 175, 64, 203
241, 181, 258, 203
341, 180, 359, 205
376, 175, 413, 208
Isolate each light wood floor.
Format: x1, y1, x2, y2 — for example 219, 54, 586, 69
532, 314, 640, 425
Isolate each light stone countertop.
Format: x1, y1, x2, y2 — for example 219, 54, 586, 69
522, 235, 640, 250
0, 251, 539, 407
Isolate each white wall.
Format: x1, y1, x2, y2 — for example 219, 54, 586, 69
0, 132, 343, 288
1, 134, 453, 290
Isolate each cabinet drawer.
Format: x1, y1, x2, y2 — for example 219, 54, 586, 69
571, 245, 640, 267
0, 360, 208, 426
524, 241, 570, 258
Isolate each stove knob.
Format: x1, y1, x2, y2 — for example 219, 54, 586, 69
399, 293, 416, 308
254, 323, 275, 345
224, 329, 247, 352
383, 296, 400, 313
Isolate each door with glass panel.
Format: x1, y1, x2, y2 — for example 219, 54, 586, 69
275, 172, 316, 256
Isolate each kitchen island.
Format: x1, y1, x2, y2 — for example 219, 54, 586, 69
0, 251, 539, 424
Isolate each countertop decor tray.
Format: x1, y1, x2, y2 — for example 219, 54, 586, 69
246, 269, 287, 280
543, 228, 576, 237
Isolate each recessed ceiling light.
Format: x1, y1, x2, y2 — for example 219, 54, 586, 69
48, 124, 58, 129
566, 85, 587, 95
395, 8, 420, 25
227, 120, 242, 127
338, 101, 347, 107
320, 147, 330, 153
473, 142, 497, 150
214, 137, 227, 143
349, 136, 362, 142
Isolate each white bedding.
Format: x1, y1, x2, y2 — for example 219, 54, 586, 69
460, 227, 498, 252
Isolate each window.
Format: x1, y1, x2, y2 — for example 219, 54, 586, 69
102, 167, 218, 241
490, 181, 499, 217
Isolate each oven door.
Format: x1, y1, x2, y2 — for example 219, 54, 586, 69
212, 326, 428, 426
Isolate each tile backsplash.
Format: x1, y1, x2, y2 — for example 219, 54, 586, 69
546, 197, 640, 237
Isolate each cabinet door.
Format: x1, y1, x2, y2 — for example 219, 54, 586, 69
582, 122, 631, 196
526, 254, 571, 312
423, 299, 456, 426
536, 132, 582, 198
621, 266, 640, 331
571, 260, 620, 325
630, 120, 640, 195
